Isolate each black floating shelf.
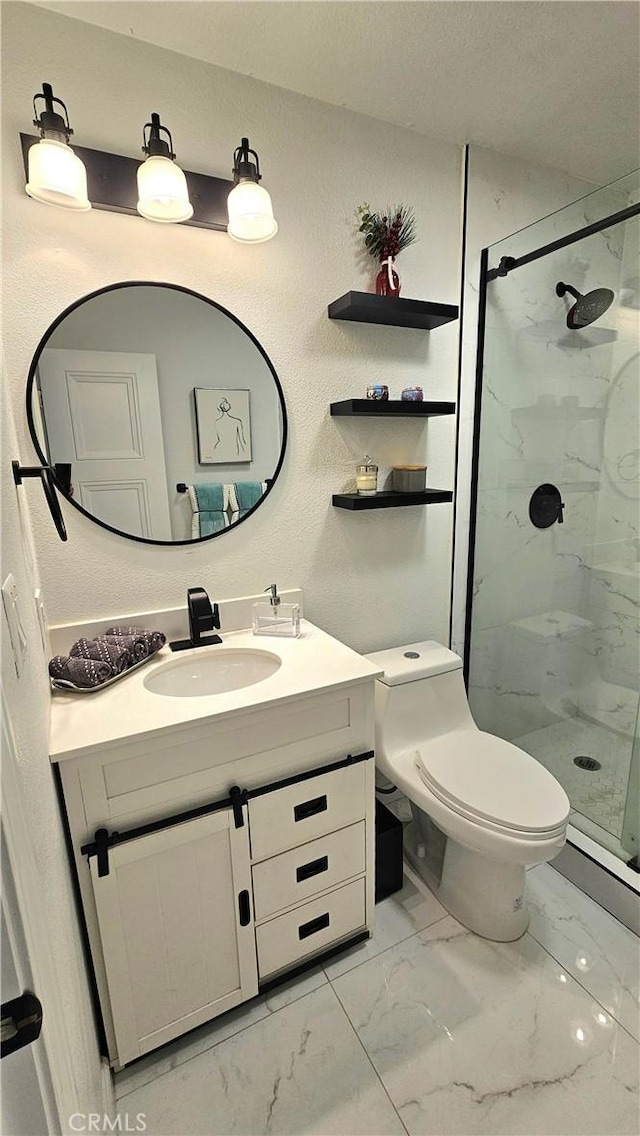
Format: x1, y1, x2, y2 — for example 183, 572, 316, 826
332, 489, 453, 510
328, 292, 459, 330
330, 399, 455, 418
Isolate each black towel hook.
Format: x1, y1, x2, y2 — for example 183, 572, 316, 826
12, 461, 67, 541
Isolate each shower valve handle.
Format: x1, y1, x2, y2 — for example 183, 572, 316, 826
529, 484, 565, 529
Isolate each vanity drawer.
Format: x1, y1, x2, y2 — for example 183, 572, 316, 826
252, 821, 366, 922
256, 877, 366, 979
249, 762, 367, 861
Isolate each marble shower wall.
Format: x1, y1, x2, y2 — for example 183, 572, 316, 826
468, 172, 640, 745
585, 214, 640, 734
451, 146, 597, 658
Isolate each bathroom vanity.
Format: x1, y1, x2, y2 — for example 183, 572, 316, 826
50, 617, 382, 1069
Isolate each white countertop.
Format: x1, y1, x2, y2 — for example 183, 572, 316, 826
49, 621, 383, 762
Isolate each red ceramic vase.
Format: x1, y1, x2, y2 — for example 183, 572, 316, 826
375, 257, 401, 298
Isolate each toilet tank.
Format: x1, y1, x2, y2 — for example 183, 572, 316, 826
365, 641, 475, 767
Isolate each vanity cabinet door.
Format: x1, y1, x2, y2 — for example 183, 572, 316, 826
88, 806, 257, 1067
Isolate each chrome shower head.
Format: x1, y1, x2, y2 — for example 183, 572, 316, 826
556, 281, 614, 329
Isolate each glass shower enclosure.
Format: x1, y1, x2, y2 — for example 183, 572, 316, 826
466, 170, 639, 875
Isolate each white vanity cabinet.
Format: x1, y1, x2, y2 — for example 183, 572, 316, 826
54, 672, 378, 1069
87, 803, 257, 1067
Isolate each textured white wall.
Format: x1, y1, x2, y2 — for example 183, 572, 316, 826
1, 379, 104, 1120
3, 2, 461, 654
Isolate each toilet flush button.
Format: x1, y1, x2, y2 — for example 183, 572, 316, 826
404, 651, 420, 659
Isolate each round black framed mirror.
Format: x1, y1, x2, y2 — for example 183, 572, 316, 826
26, 282, 288, 545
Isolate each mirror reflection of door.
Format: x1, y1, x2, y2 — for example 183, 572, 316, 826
37, 349, 172, 541
27, 284, 287, 545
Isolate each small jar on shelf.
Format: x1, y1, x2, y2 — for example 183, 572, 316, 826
356, 455, 378, 496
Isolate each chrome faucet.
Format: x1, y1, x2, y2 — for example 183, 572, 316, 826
169, 587, 222, 652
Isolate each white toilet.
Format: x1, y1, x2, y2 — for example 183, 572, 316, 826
366, 640, 570, 941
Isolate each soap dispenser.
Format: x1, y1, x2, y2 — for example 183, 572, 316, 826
252, 584, 300, 638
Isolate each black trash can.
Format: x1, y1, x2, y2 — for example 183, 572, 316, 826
375, 799, 404, 903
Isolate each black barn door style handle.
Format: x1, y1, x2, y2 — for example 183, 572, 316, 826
238, 890, 251, 926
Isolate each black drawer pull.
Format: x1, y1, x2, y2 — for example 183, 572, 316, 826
298, 912, 330, 940
294, 794, 327, 822
238, 890, 251, 927
296, 855, 329, 883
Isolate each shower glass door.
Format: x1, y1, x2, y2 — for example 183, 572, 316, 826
467, 169, 640, 865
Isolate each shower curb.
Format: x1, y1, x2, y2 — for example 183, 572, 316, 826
552, 826, 640, 936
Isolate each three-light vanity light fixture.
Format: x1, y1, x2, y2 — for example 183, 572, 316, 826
23, 82, 278, 243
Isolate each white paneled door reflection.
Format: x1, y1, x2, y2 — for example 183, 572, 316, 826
37, 349, 172, 540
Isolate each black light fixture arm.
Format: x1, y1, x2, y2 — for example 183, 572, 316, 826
142, 113, 175, 160
232, 137, 261, 183
12, 461, 67, 542
33, 81, 72, 142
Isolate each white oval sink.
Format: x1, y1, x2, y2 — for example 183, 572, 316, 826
144, 648, 281, 698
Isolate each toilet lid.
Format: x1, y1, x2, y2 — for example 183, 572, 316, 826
416, 730, 570, 834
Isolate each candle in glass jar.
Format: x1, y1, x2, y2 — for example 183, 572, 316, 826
356, 455, 378, 495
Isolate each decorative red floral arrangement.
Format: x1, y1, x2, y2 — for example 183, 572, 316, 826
357, 203, 417, 259
357, 203, 417, 296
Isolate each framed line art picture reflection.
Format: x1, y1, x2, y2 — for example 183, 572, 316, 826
194, 387, 253, 464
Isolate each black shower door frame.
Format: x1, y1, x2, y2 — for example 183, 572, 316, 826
463, 199, 640, 681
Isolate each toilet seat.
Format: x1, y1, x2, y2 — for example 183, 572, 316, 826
415, 729, 570, 838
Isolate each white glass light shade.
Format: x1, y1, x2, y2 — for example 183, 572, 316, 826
25, 138, 91, 211
136, 156, 193, 223
227, 180, 278, 243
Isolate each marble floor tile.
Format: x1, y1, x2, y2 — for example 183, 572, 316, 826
323, 866, 447, 981
118, 984, 406, 1135
333, 915, 639, 1135
115, 966, 327, 1099
527, 864, 640, 1041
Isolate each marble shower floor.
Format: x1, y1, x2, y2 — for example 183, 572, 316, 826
114, 863, 640, 1136
513, 717, 634, 858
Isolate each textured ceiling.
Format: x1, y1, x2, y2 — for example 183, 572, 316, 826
34, 1, 640, 184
